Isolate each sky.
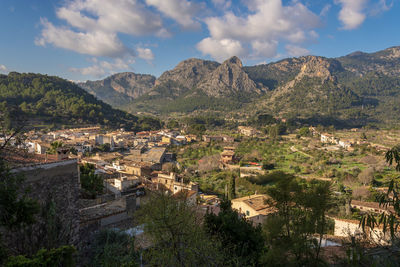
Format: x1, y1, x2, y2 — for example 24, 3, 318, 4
0, 0, 399, 81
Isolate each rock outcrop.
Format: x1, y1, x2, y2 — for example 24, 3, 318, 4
78, 72, 155, 105
155, 58, 220, 90
197, 56, 265, 97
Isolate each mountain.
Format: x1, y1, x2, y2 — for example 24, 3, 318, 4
0, 72, 144, 130
337, 46, 400, 76
79, 46, 400, 127
78, 72, 155, 107
246, 56, 359, 114
197, 56, 265, 97
155, 58, 220, 93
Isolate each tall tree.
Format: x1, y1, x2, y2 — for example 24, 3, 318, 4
137, 191, 223, 266
204, 199, 265, 266
302, 180, 333, 262
228, 174, 236, 200
262, 176, 332, 265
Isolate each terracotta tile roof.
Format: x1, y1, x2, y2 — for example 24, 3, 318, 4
1, 149, 68, 168
232, 194, 277, 216
173, 189, 197, 199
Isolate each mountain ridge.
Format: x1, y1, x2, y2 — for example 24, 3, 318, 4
78, 46, 400, 126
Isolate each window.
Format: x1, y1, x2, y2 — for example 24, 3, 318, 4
246, 210, 250, 216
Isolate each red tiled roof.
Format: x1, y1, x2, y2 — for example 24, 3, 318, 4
2, 149, 69, 168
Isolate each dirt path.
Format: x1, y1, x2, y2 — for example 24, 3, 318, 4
290, 145, 314, 158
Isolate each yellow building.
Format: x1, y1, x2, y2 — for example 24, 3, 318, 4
161, 136, 171, 144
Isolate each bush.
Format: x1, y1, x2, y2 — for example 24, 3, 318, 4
91, 229, 137, 267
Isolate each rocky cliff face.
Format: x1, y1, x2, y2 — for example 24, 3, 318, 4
107, 72, 156, 98
197, 56, 265, 97
78, 72, 155, 106
155, 58, 220, 90
295, 56, 341, 82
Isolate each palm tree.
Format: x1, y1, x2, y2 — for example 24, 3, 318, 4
47, 141, 63, 154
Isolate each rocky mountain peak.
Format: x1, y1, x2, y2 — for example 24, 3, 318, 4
155, 58, 220, 89
197, 56, 265, 97
223, 56, 243, 67
297, 56, 341, 82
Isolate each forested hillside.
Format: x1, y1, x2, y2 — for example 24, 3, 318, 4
0, 72, 159, 131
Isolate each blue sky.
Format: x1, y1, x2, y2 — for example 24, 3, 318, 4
0, 0, 399, 81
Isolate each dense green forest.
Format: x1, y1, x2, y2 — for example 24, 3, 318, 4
0, 72, 161, 131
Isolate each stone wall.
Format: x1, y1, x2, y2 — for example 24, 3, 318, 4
334, 218, 362, 238
5, 160, 80, 254
333, 218, 398, 245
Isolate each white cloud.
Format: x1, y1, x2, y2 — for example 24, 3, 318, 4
335, 0, 393, 29
197, 0, 321, 61
36, 0, 182, 77
335, 0, 367, 30
196, 38, 246, 62
251, 40, 278, 58
370, 0, 394, 15
137, 48, 154, 61
36, 0, 168, 58
0, 64, 8, 73
56, 0, 166, 36
69, 58, 134, 78
320, 4, 331, 16
285, 45, 310, 57
145, 0, 201, 29
35, 18, 131, 58
378, 0, 394, 11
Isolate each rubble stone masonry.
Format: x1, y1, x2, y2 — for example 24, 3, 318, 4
6, 160, 80, 253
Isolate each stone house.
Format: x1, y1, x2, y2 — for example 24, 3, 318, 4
320, 133, 338, 144
123, 161, 154, 177
173, 190, 197, 206
238, 126, 256, 137
231, 194, 276, 225
34, 141, 50, 154
153, 172, 199, 194
105, 176, 140, 196
95, 134, 115, 149
338, 140, 354, 150
202, 135, 224, 142
185, 134, 197, 142
221, 147, 236, 164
